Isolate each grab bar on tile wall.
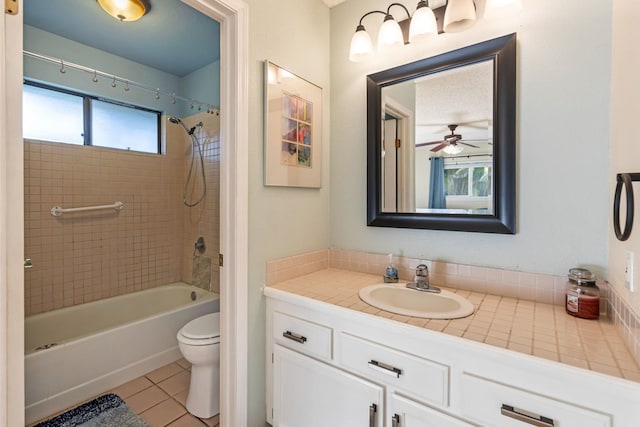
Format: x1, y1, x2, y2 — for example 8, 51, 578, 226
50, 201, 124, 217
613, 173, 640, 241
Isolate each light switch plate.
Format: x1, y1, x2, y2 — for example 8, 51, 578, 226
625, 251, 635, 292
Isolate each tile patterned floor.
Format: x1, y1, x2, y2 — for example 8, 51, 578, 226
28, 359, 219, 427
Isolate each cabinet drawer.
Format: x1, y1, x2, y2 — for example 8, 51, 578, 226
272, 311, 332, 360
339, 332, 449, 407
460, 373, 612, 427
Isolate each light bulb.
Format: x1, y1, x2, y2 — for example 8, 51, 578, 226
443, 0, 476, 33
409, 1, 438, 43
349, 25, 374, 62
377, 14, 404, 50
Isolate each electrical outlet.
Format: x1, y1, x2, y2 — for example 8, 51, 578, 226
625, 251, 635, 292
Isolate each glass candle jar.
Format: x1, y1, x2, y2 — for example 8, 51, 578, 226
565, 268, 600, 319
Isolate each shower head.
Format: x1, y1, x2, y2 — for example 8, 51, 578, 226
168, 116, 196, 135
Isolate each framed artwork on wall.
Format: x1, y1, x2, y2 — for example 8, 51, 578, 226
264, 60, 322, 188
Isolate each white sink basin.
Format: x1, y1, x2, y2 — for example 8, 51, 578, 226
359, 284, 475, 319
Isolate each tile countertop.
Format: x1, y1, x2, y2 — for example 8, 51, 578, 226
269, 268, 640, 383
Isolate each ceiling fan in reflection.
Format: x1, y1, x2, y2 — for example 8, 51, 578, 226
416, 124, 489, 154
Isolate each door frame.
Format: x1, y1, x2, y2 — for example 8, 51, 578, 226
1, 1, 249, 425
1, 3, 25, 426
383, 96, 415, 213
184, 1, 250, 426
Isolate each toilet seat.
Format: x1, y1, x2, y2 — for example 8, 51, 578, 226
178, 313, 221, 346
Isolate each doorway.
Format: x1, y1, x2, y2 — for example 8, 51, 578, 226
0, 0, 248, 425
383, 97, 415, 213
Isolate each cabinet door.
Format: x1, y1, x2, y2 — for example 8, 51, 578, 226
390, 394, 474, 427
273, 345, 384, 427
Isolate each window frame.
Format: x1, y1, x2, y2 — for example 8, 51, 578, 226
444, 160, 493, 199
23, 80, 162, 154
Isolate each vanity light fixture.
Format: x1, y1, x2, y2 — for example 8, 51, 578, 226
349, 2, 437, 62
349, 0, 521, 62
96, 0, 150, 22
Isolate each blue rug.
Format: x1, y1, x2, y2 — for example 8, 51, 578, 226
34, 393, 149, 427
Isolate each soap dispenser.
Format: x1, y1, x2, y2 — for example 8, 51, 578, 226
384, 254, 398, 283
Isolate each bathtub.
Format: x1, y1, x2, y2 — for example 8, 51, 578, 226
25, 283, 220, 424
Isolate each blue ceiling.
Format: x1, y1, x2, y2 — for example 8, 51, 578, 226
24, 0, 220, 77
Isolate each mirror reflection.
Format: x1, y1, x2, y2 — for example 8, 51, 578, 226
381, 60, 494, 215
367, 33, 516, 234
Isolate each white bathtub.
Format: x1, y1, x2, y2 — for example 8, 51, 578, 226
25, 283, 220, 424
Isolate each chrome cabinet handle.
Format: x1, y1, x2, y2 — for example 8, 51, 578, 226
368, 359, 402, 378
369, 403, 377, 427
282, 330, 307, 344
392, 413, 400, 427
501, 404, 555, 427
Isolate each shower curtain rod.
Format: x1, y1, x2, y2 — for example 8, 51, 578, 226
23, 50, 220, 115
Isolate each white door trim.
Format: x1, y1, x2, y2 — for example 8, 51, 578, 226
1, 3, 25, 426
1, 1, 249, 425
383, 96, 415, 213
181, 1, 250, 425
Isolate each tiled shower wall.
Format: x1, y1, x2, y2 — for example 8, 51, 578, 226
179, 112, 221, 293
24, 112, 220, 315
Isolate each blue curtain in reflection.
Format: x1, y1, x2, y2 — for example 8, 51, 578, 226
428, 157, 446, 209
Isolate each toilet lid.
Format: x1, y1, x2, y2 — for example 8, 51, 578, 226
180, 312, 220, 340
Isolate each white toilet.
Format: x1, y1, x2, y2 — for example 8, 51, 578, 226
177, 312, 221, 418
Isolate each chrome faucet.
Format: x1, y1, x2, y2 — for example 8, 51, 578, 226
406, 264, 441, 293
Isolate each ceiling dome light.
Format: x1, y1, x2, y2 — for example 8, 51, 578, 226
349, 25, 374, 62
377, 14, 404, 50
409, 1, 438, 44
443, 144, 464, 155
96, 0, 149, 22
443, 0, 476, 33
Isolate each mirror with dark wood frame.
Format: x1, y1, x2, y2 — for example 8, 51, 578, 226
367, 33, 516, 234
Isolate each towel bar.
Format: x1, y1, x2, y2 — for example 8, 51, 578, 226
50, 201, 124, 217
613, 173, 640, 241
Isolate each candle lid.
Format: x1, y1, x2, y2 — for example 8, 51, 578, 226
568, 268, 596, 286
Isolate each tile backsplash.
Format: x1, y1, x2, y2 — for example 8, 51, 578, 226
608, 286, 640, 369
267, 249, 609, 307
267, 248, 640, 366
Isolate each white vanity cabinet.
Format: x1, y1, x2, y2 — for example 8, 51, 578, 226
265, 287, 640, 427
268, 303, 384, 426
273, 345, 384, 427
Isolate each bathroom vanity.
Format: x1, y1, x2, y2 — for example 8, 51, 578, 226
264, 270, 640, 427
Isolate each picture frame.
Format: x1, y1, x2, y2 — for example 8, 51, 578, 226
264, 60, 322, 188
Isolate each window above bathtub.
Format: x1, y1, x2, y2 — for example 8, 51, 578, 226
23, 81, 161, 154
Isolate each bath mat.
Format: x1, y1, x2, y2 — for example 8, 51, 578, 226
33, 393, 149, 427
